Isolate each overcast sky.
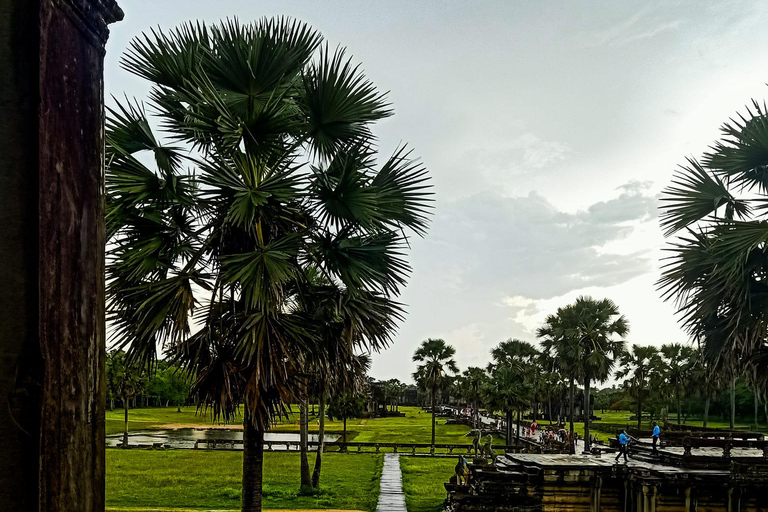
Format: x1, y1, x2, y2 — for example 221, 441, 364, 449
105, 0, 768, 382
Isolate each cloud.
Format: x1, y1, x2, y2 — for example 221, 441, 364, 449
583, 6, 682, 48
416, 182, 657, 302
444, 132, 572, 199
514, 133, 572, 170
585, 181, 658, 224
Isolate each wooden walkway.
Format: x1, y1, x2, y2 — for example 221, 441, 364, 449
376, 453, 407, 512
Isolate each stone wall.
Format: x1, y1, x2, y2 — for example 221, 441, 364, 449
0, 1, 122, 510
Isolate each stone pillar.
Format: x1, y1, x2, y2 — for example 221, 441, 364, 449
643, 485, 650, 512
0, 1, 122, 511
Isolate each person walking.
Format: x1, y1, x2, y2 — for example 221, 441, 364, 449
615, 430, 629, 463
651, 422, 661, 456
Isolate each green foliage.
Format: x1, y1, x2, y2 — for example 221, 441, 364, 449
483, 339, 538, 414
592, 386, 624, 411
106, 350, 147, 407
327, 393, 366, 423
659, 98, 768, 385
412, 339, 459, 398
145, 361, 192, 409
106, 17, 433, 431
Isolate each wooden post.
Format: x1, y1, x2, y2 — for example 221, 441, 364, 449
0, 1, 122, 511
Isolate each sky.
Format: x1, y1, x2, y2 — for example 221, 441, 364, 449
105, 0, 768, 382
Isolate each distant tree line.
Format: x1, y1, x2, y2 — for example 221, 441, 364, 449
411, 296, 768, 455
106, 350, 191, 411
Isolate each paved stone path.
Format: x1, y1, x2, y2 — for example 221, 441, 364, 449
376, 453, 407, 512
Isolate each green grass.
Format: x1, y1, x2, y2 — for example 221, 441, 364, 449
107, 406, 493, 447
105, 407, 217, 435
106, 450, 382, 512
400, 457, 454, 512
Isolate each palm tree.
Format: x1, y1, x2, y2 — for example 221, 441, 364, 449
538, 306, 581, 452
659, 99, 768, 395
616, 344, 661, 430
570, 297, 628, 453
460, 367, 488, 429
659, 343, 696, 425
488, 339, 538, 441
106, 350, 147, 448
106, 18, 432, 512
412, 339, 458, 453
481, 364, 526, 446
298, 276, 395, 489
538, 297, 627, 453
326, 354, 371, 447
536, 351, 565, 425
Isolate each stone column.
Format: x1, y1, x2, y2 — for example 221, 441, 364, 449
0, 1, 122, 511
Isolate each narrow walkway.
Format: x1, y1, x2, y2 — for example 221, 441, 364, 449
376, 453, 407, 512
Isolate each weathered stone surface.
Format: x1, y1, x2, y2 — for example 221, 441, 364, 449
0, 0, 121, 510
376, 453, 407, 512
445, 452, 768, 512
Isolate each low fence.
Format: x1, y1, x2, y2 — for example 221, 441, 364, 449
190, 439, 539, 456
111, 437, 542, 456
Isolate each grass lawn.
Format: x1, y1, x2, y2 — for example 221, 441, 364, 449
106, 450, 382, 512
105, 407, 220, 435
399, 457, 454, 512
107, 406, 494, 447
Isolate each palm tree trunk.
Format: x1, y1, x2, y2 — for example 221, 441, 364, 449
431, 385, 437, 454
730, 377, 736, 430
311, 390, 326, 488
637, 394, 642, 430
548, 398, 553, 425
299, 400, 311, 488
568, 377, 575, 453
343, 417, 347, 444
703, 393, 710, 428
242, 411, 264, 512
505, 409, 513, 443
516, 408, 521, 442
676, 392, 681, 425
583, 377, 591, 454
754, 390, 759, 430
122, 399, 129, 448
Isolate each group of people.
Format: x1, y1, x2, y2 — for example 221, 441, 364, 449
614, 421, 662, 464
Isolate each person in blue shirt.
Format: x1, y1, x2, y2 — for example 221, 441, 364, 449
614, 430, 629, 463
652, 422, 661, 456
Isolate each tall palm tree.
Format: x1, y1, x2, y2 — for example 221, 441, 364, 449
538, 297, 627, 453
326, 354, 371, 447
570, 297, 628, 453
106, 18, 432, 512
412, 339, 458, 453
461, 367, 488, 429
616, 344, 662, 429
488, 339, 538, 441
538, 306, 581, 452
106, 350, 146, 448
481, 364, 527, 445
659, 99, 768, 394
659, 343, 696, 425
536, 351, 565, 425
